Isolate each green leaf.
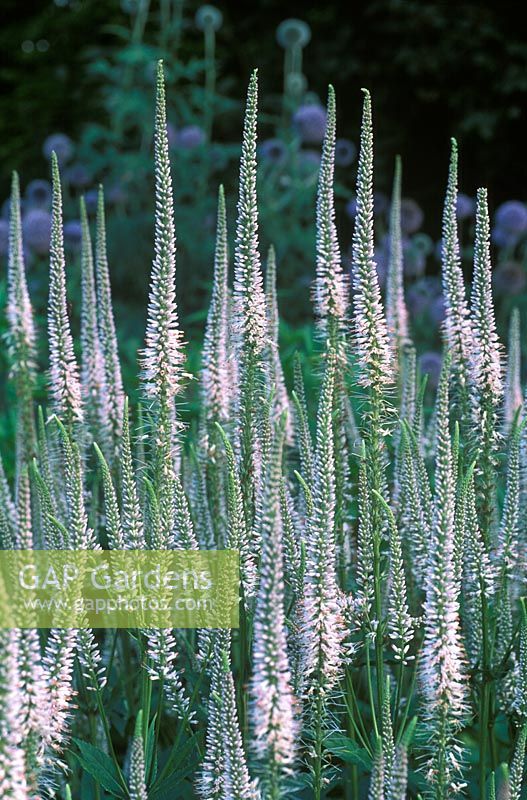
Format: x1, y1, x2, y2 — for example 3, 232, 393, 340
151, 736, 201, 796
324, 734, 372, 770
149, 770, 197, 800
145, 713, 157, 781
72, 739, 125, 798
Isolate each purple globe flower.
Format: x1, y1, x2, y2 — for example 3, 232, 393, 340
175, 125, 206, 149
276, 18, 311, 49
42, 133, 74, 165
456, 193, 475, 220
195, 4, 223, 32
25, 179, 52, 209
335, 139, 356, 167
492, 225, 519, 249
419, 351, 442, 389
493, 261, 526, 296
293, 104, 327, 145
411, 232, 434, 255
0, 218, 9, 256
23, 209, 51, 255
64, 219, 82, 249
63, 163, 90, 189
400, 198, 424, 234
259, 138, 288, 166
429, 294, 446, 327
495, 201, 527, 234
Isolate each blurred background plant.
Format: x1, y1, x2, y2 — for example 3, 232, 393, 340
1, 0, 527, 423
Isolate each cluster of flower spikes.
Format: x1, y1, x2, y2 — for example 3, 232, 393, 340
2, 58, 527, 800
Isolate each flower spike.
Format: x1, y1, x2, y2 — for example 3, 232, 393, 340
48, 153, 83, 426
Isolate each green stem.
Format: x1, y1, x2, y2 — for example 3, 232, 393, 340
365, 644, 379, 738
313, 691, 324, 800
344, 668, 373, 755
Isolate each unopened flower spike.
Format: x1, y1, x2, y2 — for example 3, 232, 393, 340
232, 69, 267, 522
386, 155, 410, 360
80, 196, 112, 454
469, 187, 503, 542
48, 152, 83, 426
141, 60, 186, 446
352, 88, 393, 390
128, 710, 148, 800
264, 245, 292, 438
314, 84, 348, 344
201, 184, 231, 423
504, 308, 522, 432
441, 139, 472, 417
6, 171, 37, 466
95, 185, 124, 451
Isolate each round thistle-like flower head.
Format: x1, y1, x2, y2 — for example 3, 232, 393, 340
0, 217, 8, 255
64, 219, 82, 249
23, 208, 52, 255
412, 232, 434, 255
293, 104, 327, 144
400, 197, 424, 233
456, 193, 475, 220
63, 162, 90, 188
492, 225, 519, 249
276, 18, 311, 49
495, 200, 527, 233
175, 124, 206, 149
195, 4, 223, 31
493, 260, 526, 296
335, 138, 356, 167
491, 226, 520, 250
25, 178, 52, 209
258, 137, 287, 166
419, 350, 442, 388
42, 132, 74, 164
